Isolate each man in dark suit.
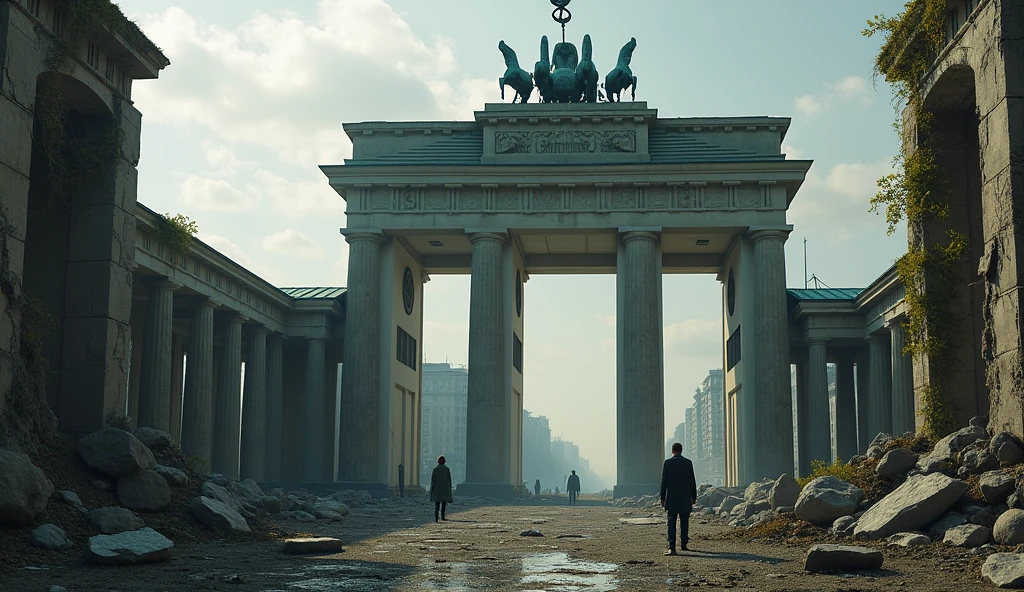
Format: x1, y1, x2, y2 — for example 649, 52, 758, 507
660, 442, 698, 555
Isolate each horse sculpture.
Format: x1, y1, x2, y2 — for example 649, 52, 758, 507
549, 40, 579, 102
498, 40, 533, 103
605, 37, 637, 102
534, 36, 553, 103
576, 34, 598, 103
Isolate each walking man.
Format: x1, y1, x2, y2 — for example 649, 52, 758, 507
660, 442, 697, 555
534, 479, 541, 497
398, 463, 405, 498
566, 470, 581, 506
430, 456, 453, 523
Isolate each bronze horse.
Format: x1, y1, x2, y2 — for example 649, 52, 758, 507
576, 34, 598, 103
534, 36, 553, 103
498, 40, 533, 104
605, 37, 637, 102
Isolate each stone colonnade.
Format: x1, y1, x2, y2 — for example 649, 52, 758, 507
795, 321, 915, 471
127, 280, 334, 484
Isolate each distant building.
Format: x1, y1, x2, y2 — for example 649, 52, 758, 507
696, 369, 725, 485
666, 421, 685, 457
420, 362, 468, 485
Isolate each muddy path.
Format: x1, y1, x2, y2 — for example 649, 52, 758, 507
1, 499, 984, 591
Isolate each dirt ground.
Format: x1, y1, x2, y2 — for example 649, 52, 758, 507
0, 496, 992, 591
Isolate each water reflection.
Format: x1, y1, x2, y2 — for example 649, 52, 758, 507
521, 552, 618, 591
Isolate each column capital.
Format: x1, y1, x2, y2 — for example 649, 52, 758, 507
193, 298, 218, 310
866, 333, 888, 344
805, 337, 830, 346
467, 230, 508, 244
341, 229, 386, 245
884, 316, 908, 330
621, 230, 659, 243
145, 278, 181, 291
218, 311, 247, 325
747, 226, 793, 243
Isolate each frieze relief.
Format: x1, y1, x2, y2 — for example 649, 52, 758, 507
704, 187, 727, 209
646, 188, 671, 209
494, 130, 637, 155
534, 190, 562, 211
572, 189, 597, 210
423, 189, 449, 211
459, 192, 485, 210
397, 187, 419, 211
611, 189, 636, 210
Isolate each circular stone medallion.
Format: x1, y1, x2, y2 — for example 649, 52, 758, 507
515, 270, 523, 318
402, 267, 415, 315
727, 269, 736, 317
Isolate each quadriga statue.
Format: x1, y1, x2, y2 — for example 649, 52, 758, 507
605, 37, 637, 102
498, 40, 533, 103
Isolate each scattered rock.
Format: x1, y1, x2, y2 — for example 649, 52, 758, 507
918, 457, 952, 475
943, 524, 991, 548
876, 449, 917, 479
132, 427, 173, 450
866, 445, 884, 460
57, 490, 84, 511
698, 487, 729, 509
29, 524, 73, 550
153, 464, 189, 488
995, 510, 1024, 545
281, 537, 345, 554
189, 496, 250, 532
960, 447, 999, 476
830, 516, 856, 538
0, 450, 55, 526
91, 479, 115, 493
718, 496, 743, 514
200, 481, 245, 513
229, 479, 265, 507
48, 586, 67, 592
743, 479, 774, 504
775, 505, 795, 514
803, 544, 883, 573
520, 529, 544, 537
853, 473, 969, 540
77, 428, 156, 478
85, 527, 173, 566
769, 474, 800, 510
85, 507, 145, 534
117, 470, 172, 511
311, 500, 350, 521
928, 512, 967, 536
887, 532, 930, 547
983, 553, 1024, 588
279, 510, 316, 522
982, 471, 1017, 504
916, 425, 987, 471
970, 415, 989, 428
795, 476, 863, 527
261, 496, 282, 514
991, 433, 1024, 465
972, 544, 999, 557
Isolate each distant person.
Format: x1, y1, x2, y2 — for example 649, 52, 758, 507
534, 479, 541, 497
566, 470, 581, 506
430, 455, 453, 523
660, 442, 697, 555
398, 463, 405, 498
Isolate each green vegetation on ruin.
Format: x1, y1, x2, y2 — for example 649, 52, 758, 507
155, 213, 199, 260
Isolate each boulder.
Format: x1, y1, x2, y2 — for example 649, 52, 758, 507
887, 532, 930, 547
261, 496, 282, 514
229, 479, 265, 506
928, 512, 968, 536
991, 433, 1024, 465
132, 427, 173, 450
943, 524, 991, 548
769, 474, 800, 510
29, 524, 73, 550
870, 432, 894, 449
830, 515, 856, 538
970, 415, 989, 428
717, 496, 743, 514
117, 470, 172, 511
0, 450, 55, 526
743, 479, 774, 504
698, 487, 729, 509
189, 496, 250, 532
803, 544, 883, 573
853, 473, 969, 540
982, 471, 1017, 504
876, 449, 917, 479
282, 537, 345, 555
866, 445, 884, 460
78, 428, 156, 478
57, 490, 84, 511
794, 477, 863, 527
983, 553, 1024, 589
311, 500, 350, 521
917, 457, 951, 475
201, 481, 244, 513
960, 448, 999, 476
916, 425, 987, 471
85, 507, 145, 534
520, 529, 543, 537
280, 510, 316, 522
995, 510, 1024, 545
153, 465, 189, 488
85, 527, 173, 566
775, 505, 795, 514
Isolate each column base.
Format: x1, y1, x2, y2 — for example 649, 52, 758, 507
456, 482, 515, 499
613, 483, 659, 499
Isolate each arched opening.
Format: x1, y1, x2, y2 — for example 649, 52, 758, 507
920, 65, 987, 423
22, 72, 119, 428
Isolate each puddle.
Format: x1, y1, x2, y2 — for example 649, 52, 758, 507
618, 518, 661, 525
285, 561, 413, 591
521, 552, 618, 591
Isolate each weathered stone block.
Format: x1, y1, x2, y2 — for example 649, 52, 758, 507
85, 527, 173, 566
281, 537, 344, 555
30, 524, 73, 550
803, 544, 883, 573
795, 477, 863, 527
84, 507, 145, 534
78, 428, 155, 478
0, 449, 54, 526
117, 470, 171, 511
983, 553, 1024, 589
854, 474, 969, 540
189, 496, 249, 532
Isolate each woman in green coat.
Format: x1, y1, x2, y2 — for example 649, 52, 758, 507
430, 455, 454, 522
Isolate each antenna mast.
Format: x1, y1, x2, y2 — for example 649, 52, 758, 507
803, 237, 808, 289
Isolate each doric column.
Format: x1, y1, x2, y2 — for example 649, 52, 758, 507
169, 333, 185, 443
304, 337, 327, 482
889, 322, 915, 435
856, 353, 870, 452
213, 313, 244, 479
181, 300, 216, 467
265, 334, 284, 482
615, 230, 663, 496
867, 334, 893, 441
806, 338, 831, 465
750, 229, 794, 478
795, 361, 810, 476
463, 232, 509, 492
241, 328, 268, 481
835, 353, 858, 462
339, 231, 385, 482
137, 280, 177, 433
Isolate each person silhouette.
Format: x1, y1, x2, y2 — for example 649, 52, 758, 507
566, 470, 581, 506
430, 456, 453, 522
534, 479, 541, 497
660, 442, 697, 555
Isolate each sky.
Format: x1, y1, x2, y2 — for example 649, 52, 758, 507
116, 0, 910, 484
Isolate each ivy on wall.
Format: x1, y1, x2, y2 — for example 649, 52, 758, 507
864, 0, 967, 438
155, 213, 199, 260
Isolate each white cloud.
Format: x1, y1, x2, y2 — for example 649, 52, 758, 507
664, 318, 721, 354
825, 160, 894, 202
197, 233, 252, 266
787, 158, 895, 246
261, 229, 326, 260
180, 175, 257, 211
793, 75, 873, 118
255, 170, 345, 218
201, 140, 243, 176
